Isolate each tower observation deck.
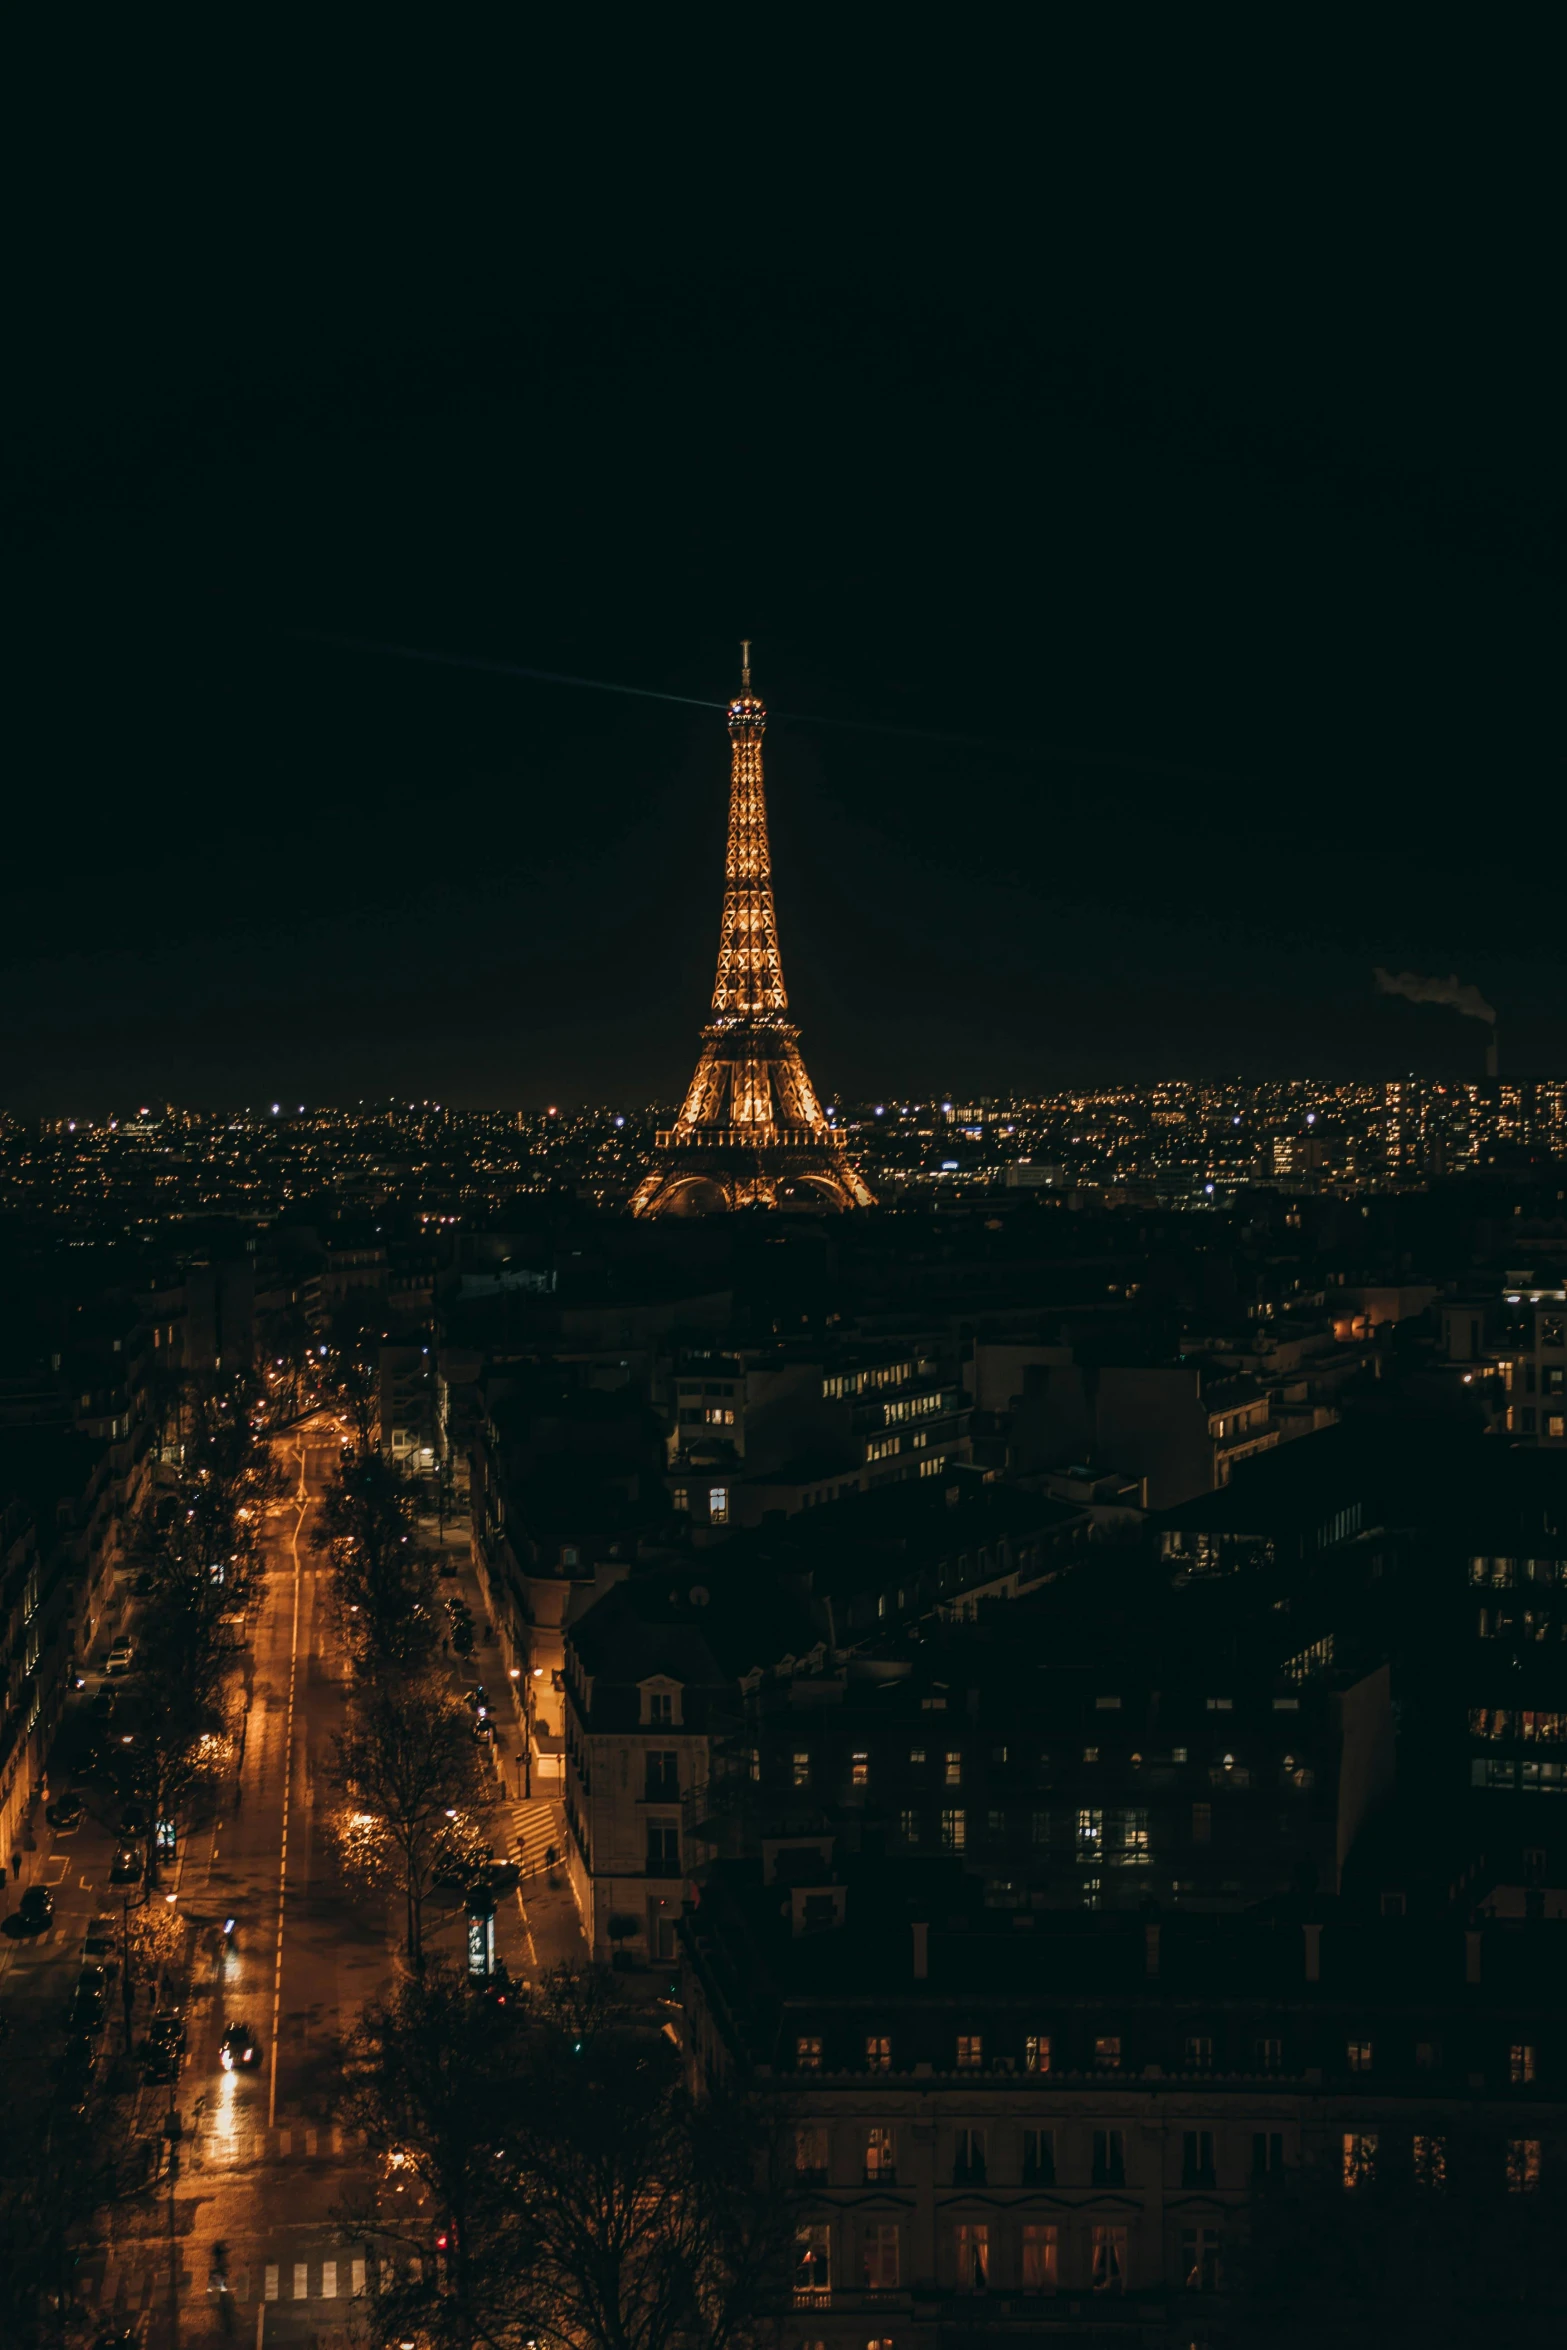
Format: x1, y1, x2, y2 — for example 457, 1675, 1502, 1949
629, 646, 874, 1217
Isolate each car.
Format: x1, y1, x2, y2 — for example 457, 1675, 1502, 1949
72, 1971, 107, 2030
84, 1916, 117, 1964
148, 2007, 186, 2053
91, 1689, 118, 1723
438, 1558, 459, 1577
219, 2020, 261, 2071
462, 1685, 489, 1716
141, 2039, 180, 2083
105, 1640, 135, 1676
471, 1717, 497, 1746
46, 1793, 84, 1832
15, 1886, 54, 1932
119, 1800, 149, 1835
110, 1845, 142, 1884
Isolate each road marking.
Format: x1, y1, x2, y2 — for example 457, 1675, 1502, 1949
268, 1438, 307, 2131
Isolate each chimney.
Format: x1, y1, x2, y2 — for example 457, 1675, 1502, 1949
1144, 1923, 1161, 1979
1466, 1928, 1482, 1985
912, 1921, 929, 1980
1303, 1922, 1322, 1983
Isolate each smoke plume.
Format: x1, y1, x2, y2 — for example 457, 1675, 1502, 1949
1373, 967, 1496, 1024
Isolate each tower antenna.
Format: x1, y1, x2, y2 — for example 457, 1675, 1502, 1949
740, 639, 751, 690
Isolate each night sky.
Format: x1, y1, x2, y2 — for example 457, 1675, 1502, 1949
6, 27, 1563, 1114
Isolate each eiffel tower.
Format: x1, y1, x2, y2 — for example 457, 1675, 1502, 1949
629, 645, 874, 1217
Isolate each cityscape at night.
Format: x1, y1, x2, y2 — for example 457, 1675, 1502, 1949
5, 20, 1567, 2350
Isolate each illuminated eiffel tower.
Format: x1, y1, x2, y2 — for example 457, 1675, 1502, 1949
629, 645, 874, 1217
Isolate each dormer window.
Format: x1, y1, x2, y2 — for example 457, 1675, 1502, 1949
641, 1680, 682, 1728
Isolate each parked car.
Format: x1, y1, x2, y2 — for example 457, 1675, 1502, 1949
148, 2007, 186, 2054
72, 1968, 108, 2030
14, 1886, 54, 1933
141, 2038, 180, 2083
46, 1792, 84, 1832
105, 1640, 135, 1677
110, 1845, 142, 1885
84, 1916, 117, 1964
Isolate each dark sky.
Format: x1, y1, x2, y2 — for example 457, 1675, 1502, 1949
6, 25, 1563, 1113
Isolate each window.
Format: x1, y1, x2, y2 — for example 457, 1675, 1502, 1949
1511, 2041, 1537, 2083
953, 2224, 988, 2293
1076, 1806, 1103, 1857
865, 2035, 892, 2073
793, 2223, 831, 2302
861, 2223, 899, 2290
704, 1406, 735, 1426
908, 1746, 926, 1765
796, 2036, 822, 2072
1020, 2222, 1058, 2293
1415, 2040, 1440, 2071
1082, 1744, 1100, 1763
898, 1809, 919, 1843
851, 1752, 869, 1788
708, 1486, 729, 1523
1182, 2228, 1221, 2292
1507, 2138, 1542, 2192
1256, 2036, 1283, 2070
795, 2126, 828, 2182
1184, 2035, 1213, 2071
647, 1690, 675, 1726
1413, 2134, 1446, 2188
1192, 1802, 1212, 1842
1341, 2132, 1377, 2188
940, 1809, 966, 1851
793, 1751, 811, 1788
1346, 2038, 1373, 2073
1092, 2129, 1126, 2186
1205, 1697, 1233, 1711
1090, 2225, 1126, 2294
1031, 1809, 1051, 1847
645, 1751, 679, 1799
863, 2126, 896, 2181
645, 1821, 680, 1875
1182, 2130, 1215, 2187
1111, 1807, 1150, 1862
671, 1486, 688, 1513
1022, 2127, 1055, 2185
952, 2127, 986, 2183
1094, 2034, 1122, 2069
945, 1750, 963, 1785
1024, 2032, 1051, 2075
1251, 2131, 1285, 2178
956, 2034, 983, 2071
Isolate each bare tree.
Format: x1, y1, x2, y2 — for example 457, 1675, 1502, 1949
332, 1679, 492, 1963
314, 1445, 438, 1675
337, 1961, 793, 2350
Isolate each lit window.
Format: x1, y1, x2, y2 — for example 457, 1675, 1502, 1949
1076, 1806, 1103, 1857
1346, 2039, 1373, 2073
1082, 1744, 1100, 1763
793, 1752, 811, 1788
1024, 2033, 1051, 2074
953, 2224, 989, 2293
795, 2125, 828, 2178
1341, 2132, 1377, 2188
1507, 2138, 1542, 2192
940, 1808, 966, 1851
908, 1746, 926, 1764
863, 2124, 896, 2178
1413, 2134, 1446, 2188
851, 1752, 869, 1787
861, 2223, 899, 2290
1185, 2035, 1213, 2070
945, 1750, 962, 1785
898, 1808, 919, 1841
671, 1486, 688, 1513
865, 2036, 892, 2073
955, 2033, 983, 2070
793, 2222, 831, 2300
795, 2036, 822, 2072
1090, 2225, 1126, 2293
1094, 2034, 1122, 2069
1256, 2036, 1282, 2069
1511, 2042, 1537, 2083
708, 1487, 728, 1523
1020, 2222, 1058, 2293
1205, 1697, 1233, 1711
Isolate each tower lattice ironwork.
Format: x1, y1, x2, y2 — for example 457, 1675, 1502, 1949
629, 645, 874, 1217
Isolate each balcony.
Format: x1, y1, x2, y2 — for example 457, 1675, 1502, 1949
654, 1126, 848, 1152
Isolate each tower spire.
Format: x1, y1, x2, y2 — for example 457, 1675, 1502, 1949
628, 646, 875, 1217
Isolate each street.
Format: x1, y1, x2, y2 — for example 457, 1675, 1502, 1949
1, 1417, 582, 2346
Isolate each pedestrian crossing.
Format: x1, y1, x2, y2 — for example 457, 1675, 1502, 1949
506, 1794, 564, 1880
181, 2118, 355, 2167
